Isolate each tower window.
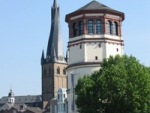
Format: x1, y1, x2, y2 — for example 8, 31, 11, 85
80, 44, 82, 49
78, 21, 83, 35
113, 22, 118, 35
64, 94, 65, 98
96, 20, 103, 34
73, 23, 78, 37
99, 43, 101, 48
107, 20, 113, 35
95, 56, 98, 60
116, 48, 119, 52
57, 67, 60, 74
87, 20, 94, 34
58, 94, 59, 99
64, 103, 66, 111
63, 68, 66, 75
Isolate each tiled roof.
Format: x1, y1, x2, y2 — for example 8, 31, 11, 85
0, 95, 42, 104
26, 107, 44, 113
65, 0, 125, 22
0, 103, 13, 111
76, 0, 115, 11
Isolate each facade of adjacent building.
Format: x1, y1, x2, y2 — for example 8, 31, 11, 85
50, 88, 67, 113
65, 1, 125, 113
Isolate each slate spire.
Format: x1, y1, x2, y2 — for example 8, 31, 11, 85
41, 50, 45, 65
53, 0, 57, 8
46, 0, 66, 63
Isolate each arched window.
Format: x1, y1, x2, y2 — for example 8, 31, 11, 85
63, 68, 66, 75
107, 20, 112, 34
73, 23, 78, 37
96, 20, 103, 34
78, 21, 83, 35
87, 20, 94, 34
113, 22, 118, 35
57, 67, 60, 74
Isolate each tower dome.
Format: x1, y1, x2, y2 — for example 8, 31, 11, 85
8, 89, 14, 97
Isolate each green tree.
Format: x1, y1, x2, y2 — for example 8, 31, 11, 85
75, 55, 150, 113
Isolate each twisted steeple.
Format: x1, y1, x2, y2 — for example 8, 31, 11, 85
46, 0, 66, 63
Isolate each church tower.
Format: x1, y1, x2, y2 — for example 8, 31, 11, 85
65, 1, 125, 113
41, 0, 67, 109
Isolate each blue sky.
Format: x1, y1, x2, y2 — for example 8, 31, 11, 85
0, 0, 150, 98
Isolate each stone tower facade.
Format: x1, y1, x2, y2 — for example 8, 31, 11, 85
65, 1, 125, 113
41, 0, 67, 110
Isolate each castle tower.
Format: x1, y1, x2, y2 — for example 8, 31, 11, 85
41, 0, 67, 110
65, 1, 125, 113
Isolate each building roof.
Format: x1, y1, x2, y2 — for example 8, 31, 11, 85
76, 0, 115, 11
0, 103, 43, 113
25, 107, 44, 113
65, 0, 125, 22
0, 103, 13, 111
0, 95, 42, 104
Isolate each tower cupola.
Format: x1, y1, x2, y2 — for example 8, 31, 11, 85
65, 0, 124, 38
7, 89, 15, 104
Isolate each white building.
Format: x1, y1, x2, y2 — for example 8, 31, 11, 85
65, 1, 125, 113
50, 88, 67, 113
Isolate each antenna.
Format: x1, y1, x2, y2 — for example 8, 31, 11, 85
10, 83, 12, 91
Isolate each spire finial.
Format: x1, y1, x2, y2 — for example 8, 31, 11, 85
53, 0, 57, 8
10, 83, 12, 91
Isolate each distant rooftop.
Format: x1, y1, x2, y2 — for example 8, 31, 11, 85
0, 95, 42, 104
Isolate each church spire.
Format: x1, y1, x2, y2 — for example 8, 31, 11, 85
46, 0, 66, 63
53, 0, 57, 8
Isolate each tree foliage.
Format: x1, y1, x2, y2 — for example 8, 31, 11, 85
75, 55, 150, 113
